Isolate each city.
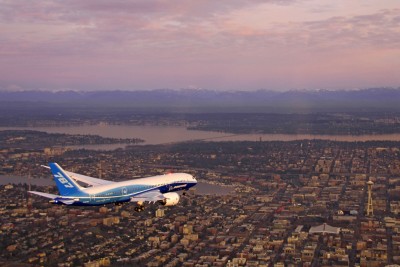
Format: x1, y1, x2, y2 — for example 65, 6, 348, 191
1, 139, 400, 266
1, 0, 400, 266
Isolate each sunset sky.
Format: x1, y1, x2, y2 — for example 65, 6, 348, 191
1, 0, 399, 91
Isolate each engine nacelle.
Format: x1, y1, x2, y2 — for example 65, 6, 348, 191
160, 192, 180, 206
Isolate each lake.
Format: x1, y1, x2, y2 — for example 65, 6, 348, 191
2, 125, 400, 147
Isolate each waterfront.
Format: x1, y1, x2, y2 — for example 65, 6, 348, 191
3, 138, 400, 266
2, 125, 400, 146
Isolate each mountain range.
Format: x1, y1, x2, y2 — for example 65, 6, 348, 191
1, 88, 399, 112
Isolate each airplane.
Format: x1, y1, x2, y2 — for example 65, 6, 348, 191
29, 163, 197, 212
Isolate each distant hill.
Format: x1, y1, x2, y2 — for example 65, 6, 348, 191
1, 88, 400, 112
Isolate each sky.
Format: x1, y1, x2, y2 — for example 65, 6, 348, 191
0, 0, 400, 91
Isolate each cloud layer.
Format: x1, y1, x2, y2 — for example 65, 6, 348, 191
0, 0, 399, 91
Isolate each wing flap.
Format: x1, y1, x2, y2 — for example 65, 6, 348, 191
130, 190, 165, 203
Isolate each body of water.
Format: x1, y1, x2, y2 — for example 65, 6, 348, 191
2, 125, 400, 146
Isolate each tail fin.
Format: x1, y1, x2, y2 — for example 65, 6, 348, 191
49, 163, 83, 196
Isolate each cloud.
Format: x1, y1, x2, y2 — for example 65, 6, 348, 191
0, 0, 399, 90
2, 1, 398, 55
300, 9, 400, 49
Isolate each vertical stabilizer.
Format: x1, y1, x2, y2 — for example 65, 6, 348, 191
49, 163, 83, 196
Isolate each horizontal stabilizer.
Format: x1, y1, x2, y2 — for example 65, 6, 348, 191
29, 191, 76, 205
28, 191, 59, 199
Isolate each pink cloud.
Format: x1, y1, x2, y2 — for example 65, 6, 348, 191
0, 0, 399, 91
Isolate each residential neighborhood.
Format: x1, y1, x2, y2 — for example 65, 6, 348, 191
1, 140, 400, 266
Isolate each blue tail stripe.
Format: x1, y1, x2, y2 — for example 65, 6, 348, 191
49, 163, 83, 196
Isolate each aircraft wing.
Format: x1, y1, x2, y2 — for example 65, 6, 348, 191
28, 191, 59, 199
130, 190, 165, 203
65, 171, 115, 186
41, 165, 114, 186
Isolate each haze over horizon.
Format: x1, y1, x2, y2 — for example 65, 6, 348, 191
1, 0, 400, 92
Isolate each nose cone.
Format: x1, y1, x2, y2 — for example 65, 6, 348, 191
185, 174, 197, 185
181, 173, 197, 185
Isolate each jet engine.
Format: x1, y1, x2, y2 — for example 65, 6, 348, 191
160, 192, 180, 206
